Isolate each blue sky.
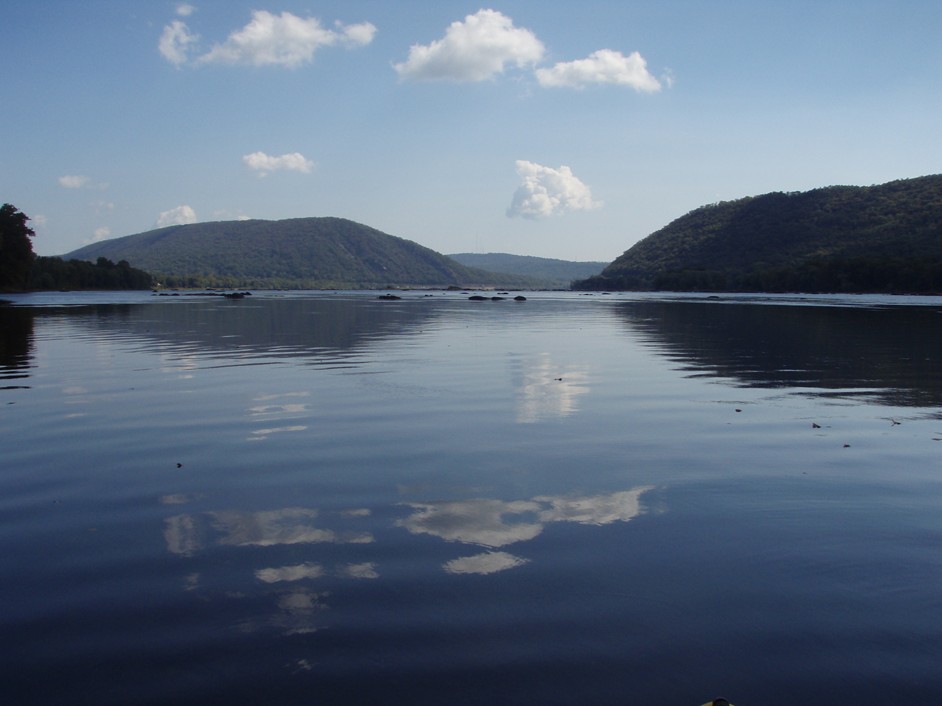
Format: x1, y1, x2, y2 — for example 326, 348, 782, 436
3, 1, 940, 261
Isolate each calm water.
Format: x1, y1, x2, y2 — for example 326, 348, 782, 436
2, 290, 941, 705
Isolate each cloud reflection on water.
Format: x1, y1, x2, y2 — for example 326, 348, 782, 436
236, 588, 331, 636
165, 507, 376, 635
512, 352, 590, 423
399, 498, 544, 548
248, 391, 311, 440
213, 508, 374, 547
399, 486, 653, 575
254, 561, 379, 583
163, 487, 653, 634
255, 562, 325, 584
249, 424, 308, 440
444, 551, 530, 575
164, 507, 373, 557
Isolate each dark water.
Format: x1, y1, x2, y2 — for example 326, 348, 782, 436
2, 291, 941, 705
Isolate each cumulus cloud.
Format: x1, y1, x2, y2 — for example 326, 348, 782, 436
243, 151, 314, 176
394, 9, 544, 82
342, 22, 378, 47
507, 161, 601, 219
196, 11, 376, 67
92, 227, 111, 242
159, 19, 199, 66
535, 49, 661, 91
176, 3, 195, 17
156, 205, 198, 227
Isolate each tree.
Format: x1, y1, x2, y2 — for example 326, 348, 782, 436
0, 204, 36, 291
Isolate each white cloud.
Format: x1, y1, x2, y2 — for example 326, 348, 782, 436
196, 11, 375, 68
535, 49, 661, 91
176, 3, 195, 17
92, 227, 111, 242
156, 205, 198, 227
58, 174, 90, 189
394, 9, 544, 82
58, 174, 108, 191
243, 151, 314, 176
507, 160, 601, 219
159, 19, 199, 67
342, 21, 378, 47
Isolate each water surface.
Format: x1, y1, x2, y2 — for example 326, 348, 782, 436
2, 291, 941, 705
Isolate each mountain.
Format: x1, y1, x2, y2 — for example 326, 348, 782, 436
574, 175, 942, 293
447, 253, 606, 288
63, 217, 533, 289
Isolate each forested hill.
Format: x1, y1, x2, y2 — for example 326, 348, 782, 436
63, 217, 531, 289
448, 253, 606, 288
573, 175, 942, 293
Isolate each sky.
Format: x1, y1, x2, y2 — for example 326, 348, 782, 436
2, 1, 941, 262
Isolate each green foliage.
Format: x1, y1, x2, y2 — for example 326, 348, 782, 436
27, 256, 154, 291
573, 175, 942, 293
62, 217, 533, 289
0, 204, 37, 291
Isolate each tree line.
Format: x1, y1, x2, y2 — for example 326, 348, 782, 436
1, 204, 154, 292
578, 256, 942, 294
28, 255, 154, 291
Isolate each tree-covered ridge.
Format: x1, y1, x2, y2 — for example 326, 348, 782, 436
574, 175, 942, 293
63, 217, 533, 289
448, 252, 606, 288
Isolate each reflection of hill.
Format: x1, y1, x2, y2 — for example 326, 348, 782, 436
613, 300, 942, 408
33, 297, 441, 367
